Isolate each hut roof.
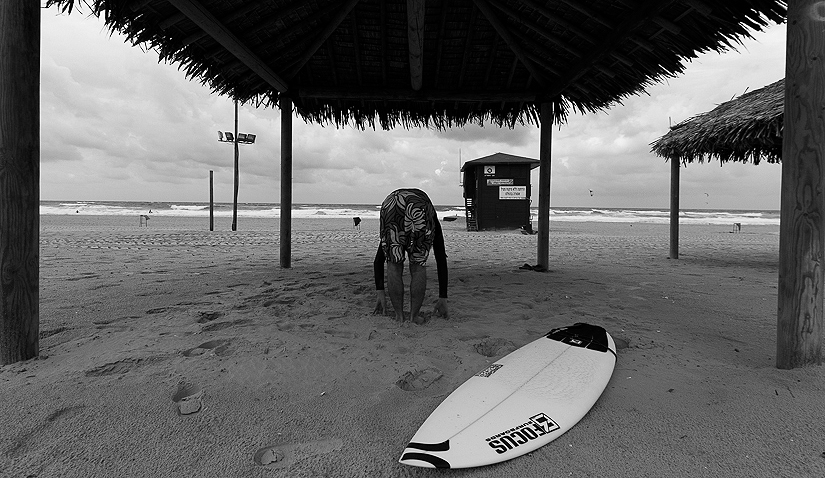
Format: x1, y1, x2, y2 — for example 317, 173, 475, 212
461, 152, 539, 171
48, 0, 786, 130
650, 78, 784, 165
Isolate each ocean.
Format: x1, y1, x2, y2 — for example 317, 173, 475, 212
40, 200, 780, 226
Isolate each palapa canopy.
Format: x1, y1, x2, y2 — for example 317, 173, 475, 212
650, 78, 784, 164
12, 1, 825, 370
47, 0, 786, 130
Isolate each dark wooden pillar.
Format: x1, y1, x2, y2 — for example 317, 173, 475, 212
0, 2, 40, 365
280, 97, 293, 268
536, 102, 552, 270
777, 0, 825, 369
669, 159, 680, 259
232, 99, 239, 231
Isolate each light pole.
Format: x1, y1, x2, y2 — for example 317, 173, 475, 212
217, 99, 256, 231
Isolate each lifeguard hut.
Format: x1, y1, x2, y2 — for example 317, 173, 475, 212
461, 152, 540, 231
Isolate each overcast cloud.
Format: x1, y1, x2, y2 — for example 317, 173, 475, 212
40, 6, 786, 209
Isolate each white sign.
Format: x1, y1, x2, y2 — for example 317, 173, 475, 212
487, 178, 513, 186
499, 186, 527, 199
484, 165, 496, 176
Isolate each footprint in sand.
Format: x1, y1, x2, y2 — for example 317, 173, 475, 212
613, 336, 630, 350
196, 311, 224, 323
172, 382, 203, 415
474, 337, 516, 357
183, 339, 231, 357
396, 368, 443, 391
253, 446, 285, 465
253, 439, 342, 468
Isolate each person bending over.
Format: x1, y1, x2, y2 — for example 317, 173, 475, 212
373, 188, 448, 324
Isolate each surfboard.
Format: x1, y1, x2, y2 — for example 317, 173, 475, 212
399, 322, 616, 469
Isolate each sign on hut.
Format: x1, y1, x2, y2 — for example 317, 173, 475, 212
461, 153, 539, 231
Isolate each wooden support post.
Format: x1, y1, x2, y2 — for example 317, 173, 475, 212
209, 170, 214, 231
0, 2, 40, 364
776, 0, 825, 369
232, 99, 239, 231
536, 102, 552, 270
280, 97, 293, 269
669, 159, 680, 259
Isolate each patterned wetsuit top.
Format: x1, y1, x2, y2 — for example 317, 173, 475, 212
379, 188, 437, 265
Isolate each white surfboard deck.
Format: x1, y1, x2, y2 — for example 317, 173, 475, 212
399, 323, 616, 469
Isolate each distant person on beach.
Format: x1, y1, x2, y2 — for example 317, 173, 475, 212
373, 188, 448, 324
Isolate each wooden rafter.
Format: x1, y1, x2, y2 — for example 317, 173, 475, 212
517, 0, 636, 67
407, 0, 425, 91
177, 1, 261, 46
284, 0, 361, 80
489, 0, 581, 60
457, 5, 478, 88
298, 87, 535, 103
547, 0, 677, 98
380, 0, 387, 86
204, 2, 340, 67
351, 13, 363, 86
167, 0, 288, 92
434, 0, 449, 89
473, 0, 549, 88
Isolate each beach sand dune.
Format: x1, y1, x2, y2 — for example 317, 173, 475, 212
1, 216, 823, 477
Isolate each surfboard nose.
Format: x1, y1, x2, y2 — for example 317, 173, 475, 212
399, 440, 452, 468
399, 450, 451, 468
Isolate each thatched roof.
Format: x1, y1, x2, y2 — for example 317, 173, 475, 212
651, 78, 784, 164
48, 0, 786, 130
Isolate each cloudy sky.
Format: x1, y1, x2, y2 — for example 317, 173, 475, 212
40, 5, 786, 209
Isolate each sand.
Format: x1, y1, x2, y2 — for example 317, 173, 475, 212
1, 214, 823, 477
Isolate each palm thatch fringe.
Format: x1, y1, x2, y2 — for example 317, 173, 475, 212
651, 79, 784, 165
47, 0, 786, 131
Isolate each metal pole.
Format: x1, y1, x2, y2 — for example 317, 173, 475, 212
209, 170, 214, 231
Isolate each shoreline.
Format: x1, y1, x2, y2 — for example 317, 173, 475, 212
3, 216, 820, 477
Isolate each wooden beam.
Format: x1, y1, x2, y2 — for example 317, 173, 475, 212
284, 0, 362, 79
669, 159, 679, 259
407, 0, 425, 91
298, 86, 536, 103
536, 102, 553, 270
167, 0, 288, 92
231, 99, 239, 231
776, 0, 825, 369
0, 1, 40, 365
280, 97, 293, 269
473, 0, 548, 87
